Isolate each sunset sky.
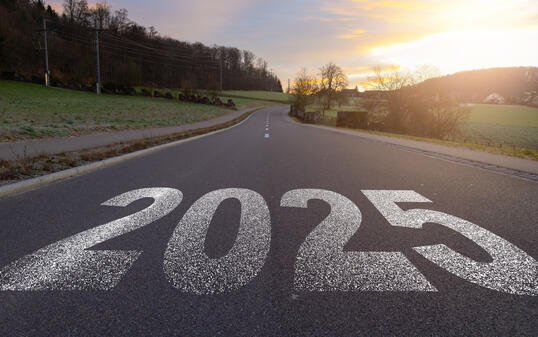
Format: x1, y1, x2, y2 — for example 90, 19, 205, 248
52, 0, 538, 89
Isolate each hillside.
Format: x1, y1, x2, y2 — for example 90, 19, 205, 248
0, 0, 283, 92
0, 80, 269, 141
413, 67, 538, 104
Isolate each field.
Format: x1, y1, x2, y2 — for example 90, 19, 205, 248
306, 97, 362, 117
461, 104, 538, 149
0, 81, 270, 141
466, 104, 538, 126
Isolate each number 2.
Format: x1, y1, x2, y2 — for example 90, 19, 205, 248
281, 189, 436, 292
0, 188, 182, 290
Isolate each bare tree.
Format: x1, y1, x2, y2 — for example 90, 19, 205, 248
319, 62, 348, 111
148, 26, 158, 39
368, 65, 414, 131
368, 64, 469, 137
91, 1, 111, 29
63, 0, 77, 23
413, 64, 441, 84
291, 68, 317, 111
109, 8, 130, 33
63, 0, 90, 25
370, 65, 413, 91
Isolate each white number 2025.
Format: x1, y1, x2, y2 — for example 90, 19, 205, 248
0, 188, 535, 296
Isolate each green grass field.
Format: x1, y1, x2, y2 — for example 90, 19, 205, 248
466, 104, 538, 127
461, 104, 538, 149
134, 87, 279, 109
306, 97, 362, 117
0, 81, 270, 141
221, 90, 292, 103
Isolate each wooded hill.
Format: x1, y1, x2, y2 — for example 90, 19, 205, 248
0, 0, 283, 92
412, 67, 538, 104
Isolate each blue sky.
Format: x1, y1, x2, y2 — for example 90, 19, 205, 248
51, 0, 538, 89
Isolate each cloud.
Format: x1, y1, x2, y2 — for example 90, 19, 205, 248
370, 27, 538, 75
337, 29, 368, 39
51, 0, 538, 89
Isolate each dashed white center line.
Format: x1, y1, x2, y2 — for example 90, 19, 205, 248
265, 115, 270, 138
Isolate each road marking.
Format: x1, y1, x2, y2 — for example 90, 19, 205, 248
0, 188, 183, 290
363, 190, 538, 296
1, 187, 536, 295
164, 189, 271, 294
281, 189, 436, 292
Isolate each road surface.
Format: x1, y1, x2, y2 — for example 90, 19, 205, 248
0, 105, 536, 336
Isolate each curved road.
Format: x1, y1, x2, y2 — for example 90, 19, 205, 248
0, 105, 536, 336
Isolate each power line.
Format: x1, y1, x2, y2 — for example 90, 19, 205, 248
51, 31, 218, 74
40, 18, 281, 91
51, 26, 217, 68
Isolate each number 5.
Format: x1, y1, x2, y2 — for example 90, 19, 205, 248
362, 190, 537, 296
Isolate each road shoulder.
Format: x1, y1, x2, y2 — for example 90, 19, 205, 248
288, 114, 538, 179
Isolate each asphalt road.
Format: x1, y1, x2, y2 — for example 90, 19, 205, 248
0, 105, 536, 336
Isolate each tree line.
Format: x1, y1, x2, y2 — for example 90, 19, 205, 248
0, 0, 283, 92
291, 63, 470, 139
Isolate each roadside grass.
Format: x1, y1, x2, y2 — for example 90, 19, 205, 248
0, 80, 268, 141
0, 108, 258, 185
328, 124, 538, 160
461, 122, 538, 150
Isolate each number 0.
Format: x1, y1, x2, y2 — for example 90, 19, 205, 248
164, 188, 271, 294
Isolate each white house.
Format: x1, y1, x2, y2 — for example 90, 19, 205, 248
483, 93, 505, 104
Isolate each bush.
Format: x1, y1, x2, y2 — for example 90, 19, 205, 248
337, 110, 368, 129
102, 82, 116, 93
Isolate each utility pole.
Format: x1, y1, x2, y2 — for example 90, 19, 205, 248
287, 79, 290, 94
95, 30, 101, 95
219, 58, 223, 94
42, 18, 50, 86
